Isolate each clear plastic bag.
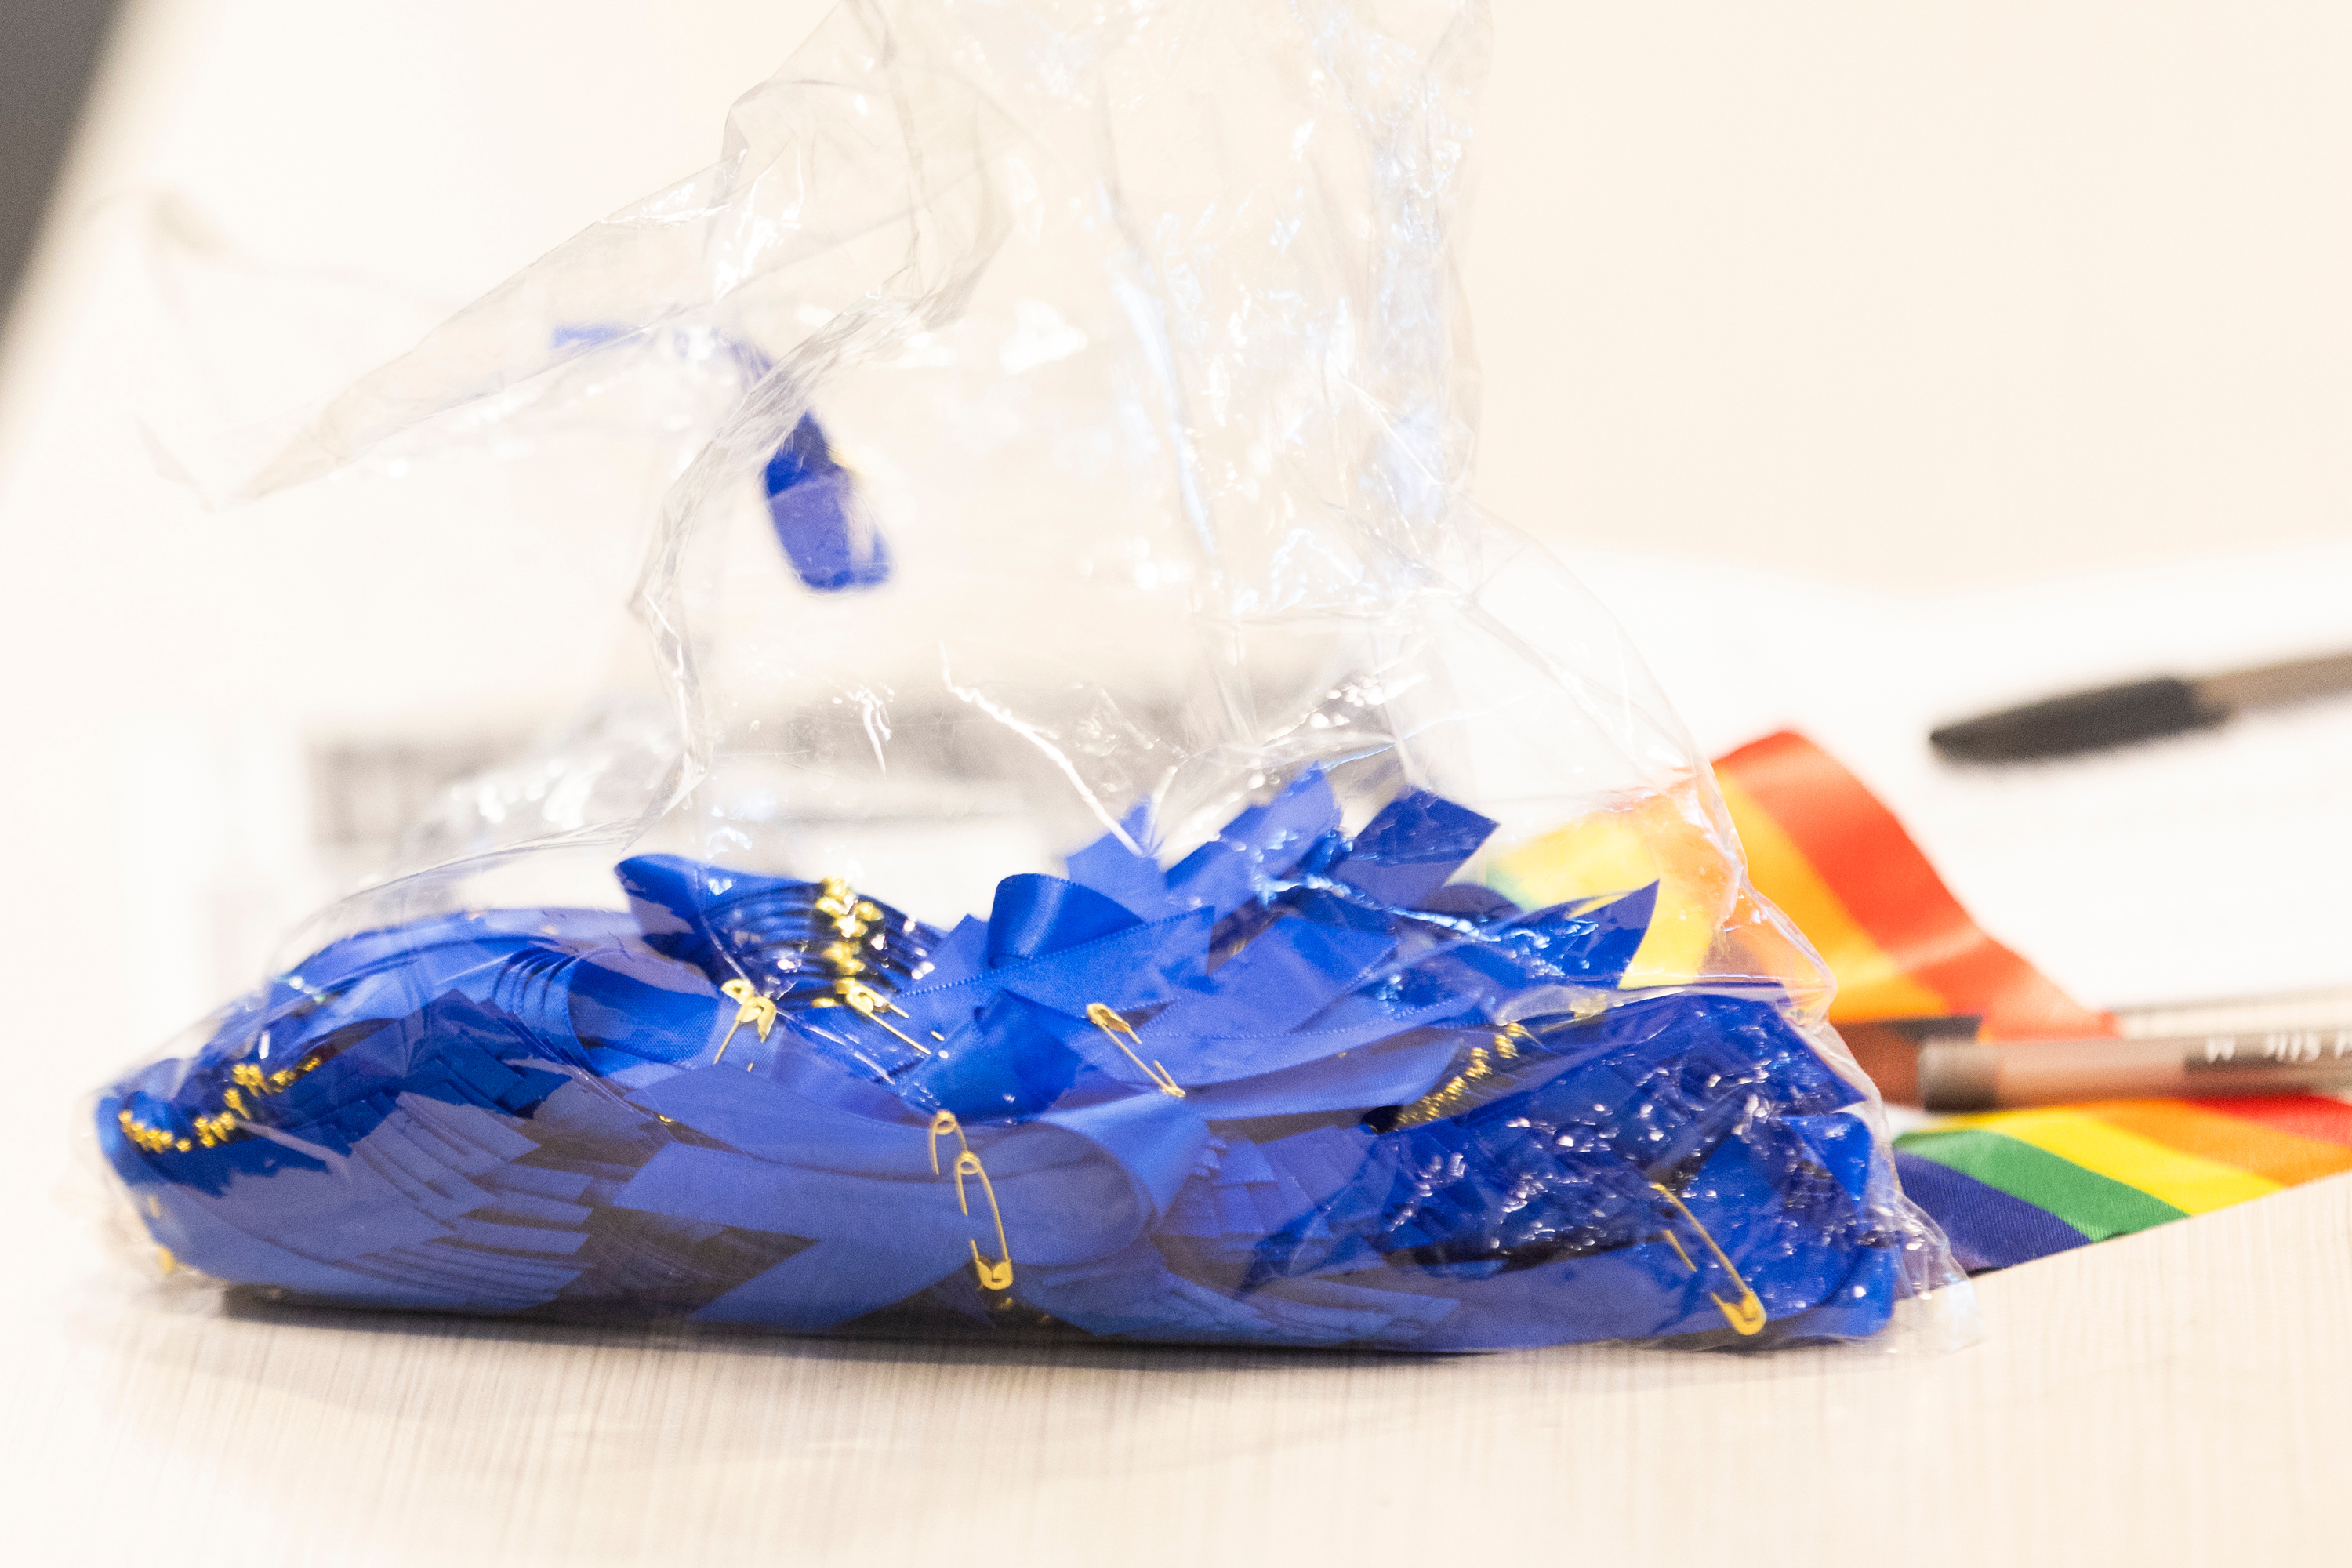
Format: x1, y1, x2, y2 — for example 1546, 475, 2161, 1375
90, 0, 1965, 1350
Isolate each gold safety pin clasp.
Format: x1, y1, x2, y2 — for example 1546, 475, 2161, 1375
1085, 1003, 1185, 1098
815, 977, 931, 1055
803, 877, 929, 1058
1649, 1180, 1767, 1337
715, 978, 778, 1062
928, 1110, 1014, 1290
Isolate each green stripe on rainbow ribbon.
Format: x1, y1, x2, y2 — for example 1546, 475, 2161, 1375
1931, 1106, 2282, 1215
1897, 1127, 2185, 1243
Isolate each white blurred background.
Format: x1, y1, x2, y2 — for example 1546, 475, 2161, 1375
3, 0, 2350, 1064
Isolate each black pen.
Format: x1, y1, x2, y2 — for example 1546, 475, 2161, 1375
1929, 648, 2352, 763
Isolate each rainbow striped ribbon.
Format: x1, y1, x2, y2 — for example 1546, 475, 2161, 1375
1714, 731, 2352, 1270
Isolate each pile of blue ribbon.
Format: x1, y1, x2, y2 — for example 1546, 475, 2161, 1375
96, 769, 1907, 1348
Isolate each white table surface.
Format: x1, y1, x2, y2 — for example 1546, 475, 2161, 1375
6, 5, 2351, 1563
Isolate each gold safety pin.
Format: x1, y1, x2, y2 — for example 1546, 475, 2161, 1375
1085, 1003, 1185, 1098
815, 978, 931, 1055
119, 1051, 328, 1158
1648, 1180, 1767, 1336
804, 875, 930, 1058
715, 978, 778, 1062
928, 1110, 1014, 1290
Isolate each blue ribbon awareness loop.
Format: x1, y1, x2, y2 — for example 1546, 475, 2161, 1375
95, 766, 1907, 1348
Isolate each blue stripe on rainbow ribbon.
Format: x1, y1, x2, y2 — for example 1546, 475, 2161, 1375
1893, 1150, 2092, 1272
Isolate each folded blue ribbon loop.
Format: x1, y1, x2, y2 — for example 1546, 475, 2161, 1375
98, 773, 1909, 1348
902, 993, 1088, 1120
1039, 1091, 1212, 1217
986, 874, 1140, 965
764, 412, 891, 593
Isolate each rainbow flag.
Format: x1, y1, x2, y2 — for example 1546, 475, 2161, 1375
1714, 731, 2352, 1271
1893, 1097, 2352, 1269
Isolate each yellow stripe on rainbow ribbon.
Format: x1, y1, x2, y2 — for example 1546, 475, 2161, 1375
1485, 787, 1736, 989
1932, 1105, 2282, 1214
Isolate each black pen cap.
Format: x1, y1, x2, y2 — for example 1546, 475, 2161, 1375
1930, 677, 2227, 763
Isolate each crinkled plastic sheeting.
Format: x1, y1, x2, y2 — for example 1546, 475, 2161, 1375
91, 0, 1969, 1352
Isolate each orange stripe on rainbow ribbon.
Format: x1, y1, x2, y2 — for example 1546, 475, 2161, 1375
2085, 1099, 2352, 1188
1711, 731, 2112, 1040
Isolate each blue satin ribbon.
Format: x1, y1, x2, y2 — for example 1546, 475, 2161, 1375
96, 767, 1911, 1348
764, 412, 890, 592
